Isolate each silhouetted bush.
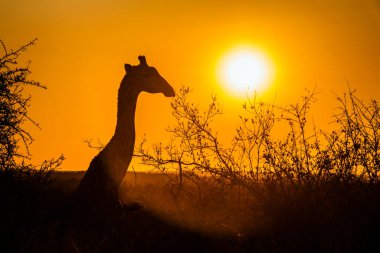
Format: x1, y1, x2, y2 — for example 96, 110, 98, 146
136, 86, 380, 252
0, 39, 64, 172
0, 39, 65, 252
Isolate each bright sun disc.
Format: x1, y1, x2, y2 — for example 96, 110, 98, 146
218, 47, 272, 97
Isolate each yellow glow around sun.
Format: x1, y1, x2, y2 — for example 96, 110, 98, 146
218, 47, 273, 97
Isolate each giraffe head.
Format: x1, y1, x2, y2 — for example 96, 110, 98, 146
124, 56, 175, 97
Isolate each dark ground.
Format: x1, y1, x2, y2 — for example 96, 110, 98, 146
1, 170, 380, 253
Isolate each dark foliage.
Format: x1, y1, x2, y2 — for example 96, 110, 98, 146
136, 86, 380, 252
0, 40, 64, 252
0, 39, 42, 169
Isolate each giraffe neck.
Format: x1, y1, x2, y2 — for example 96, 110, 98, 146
102, 76, 140, 186
114, 76, 139, 143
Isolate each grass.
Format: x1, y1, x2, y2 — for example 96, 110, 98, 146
1, 170, 379, 253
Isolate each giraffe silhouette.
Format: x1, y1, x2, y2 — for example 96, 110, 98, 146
74, 56, 174, 208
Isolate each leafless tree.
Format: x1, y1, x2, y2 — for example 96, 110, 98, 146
136, 85, 380, 207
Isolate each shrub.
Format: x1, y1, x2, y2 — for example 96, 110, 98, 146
0, 39, 64, 173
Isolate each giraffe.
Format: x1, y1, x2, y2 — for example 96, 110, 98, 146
74, 56, 174, 207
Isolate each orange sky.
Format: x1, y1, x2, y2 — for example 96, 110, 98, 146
1, 0, 380, 171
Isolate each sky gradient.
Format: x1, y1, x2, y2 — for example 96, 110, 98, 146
1, 0, 380, 171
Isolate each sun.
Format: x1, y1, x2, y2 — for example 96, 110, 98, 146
218, 47, 273, 97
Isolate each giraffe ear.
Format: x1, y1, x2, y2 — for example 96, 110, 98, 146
124, 64, 133, 73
